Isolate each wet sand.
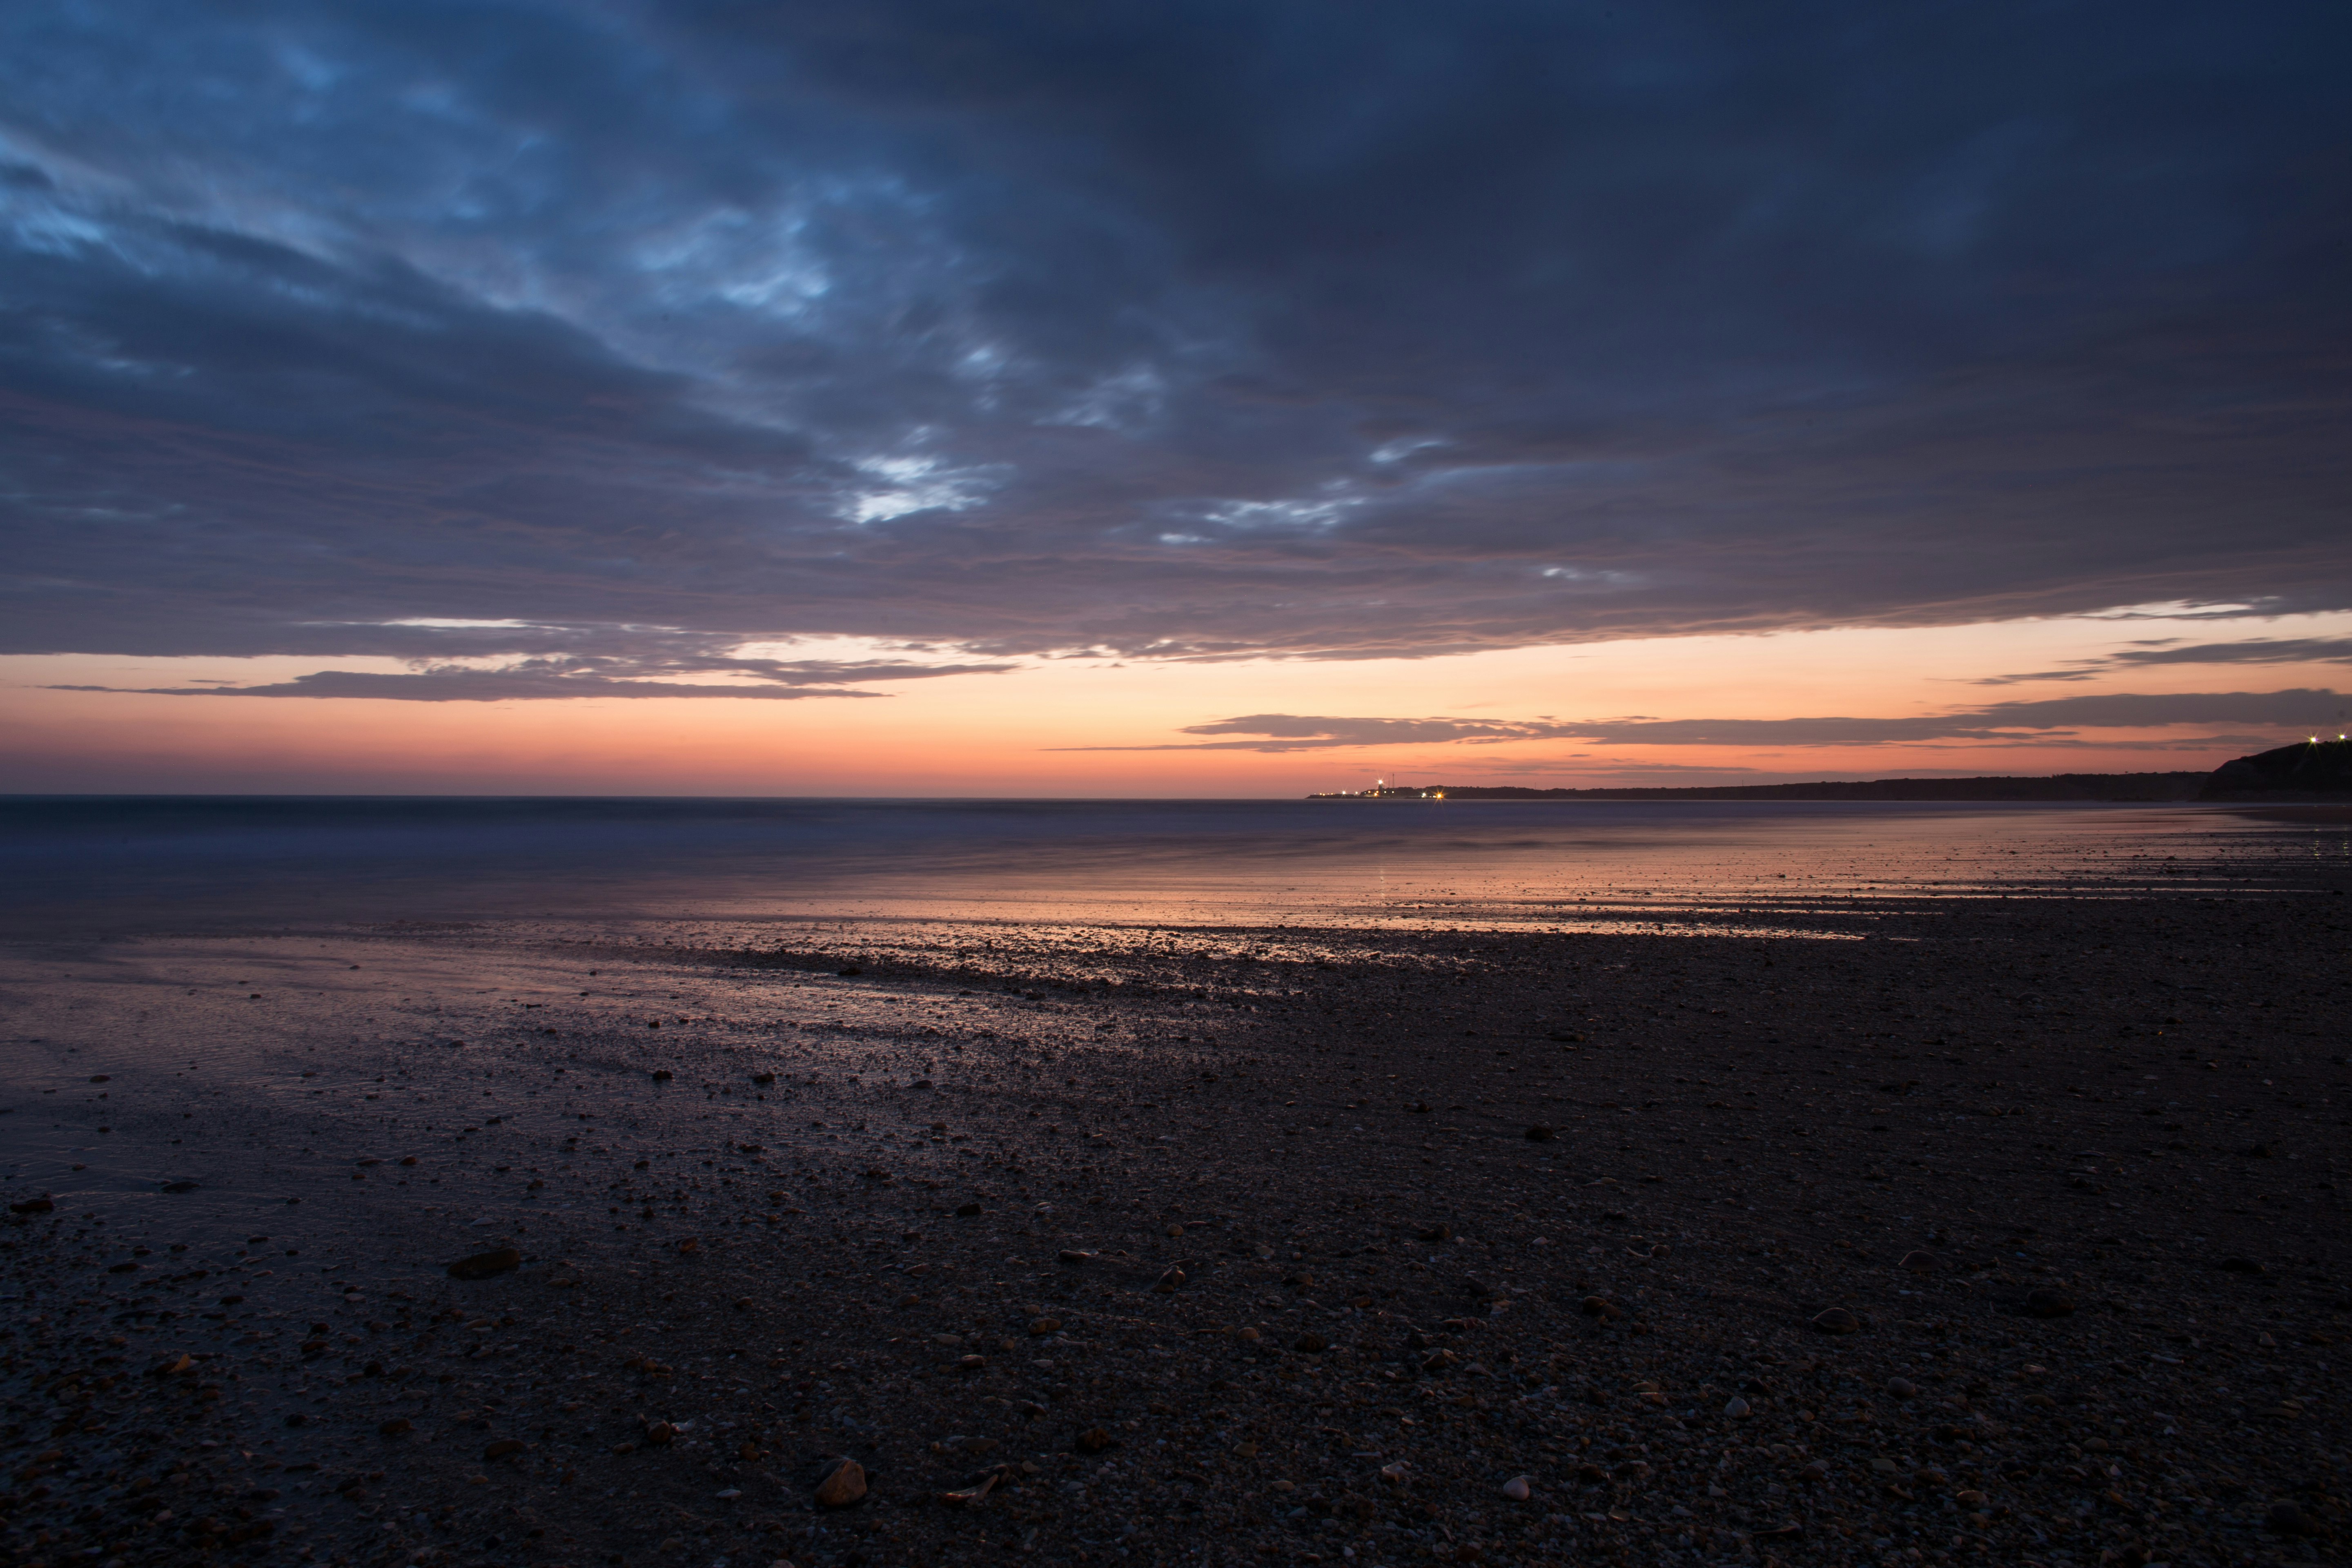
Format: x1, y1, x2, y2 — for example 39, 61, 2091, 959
2, 829, 2348, 1568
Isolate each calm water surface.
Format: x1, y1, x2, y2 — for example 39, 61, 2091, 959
0, 794, 2339, 1246
0, 795, 2327, 936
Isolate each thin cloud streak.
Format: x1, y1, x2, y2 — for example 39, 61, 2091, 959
49, 654, 1018, 701
49, 674, 880, 702
1058, 689, 2352, 752
1971, 637, 2352, 685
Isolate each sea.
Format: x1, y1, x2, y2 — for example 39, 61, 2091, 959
0, 793, 2340, 1261
0, 793, 2334, 939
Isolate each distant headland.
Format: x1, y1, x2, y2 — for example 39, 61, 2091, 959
1307, 737, 2352, 803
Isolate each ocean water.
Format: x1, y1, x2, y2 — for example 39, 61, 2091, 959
0, 794, 2336, 1255
0, 794, 2321, 938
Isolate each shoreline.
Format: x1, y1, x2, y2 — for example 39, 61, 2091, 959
2, 856, 2346, 1568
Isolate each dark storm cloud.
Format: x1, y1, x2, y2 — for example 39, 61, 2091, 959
1068, 689, 2351, 751
3, 1, 2348, 675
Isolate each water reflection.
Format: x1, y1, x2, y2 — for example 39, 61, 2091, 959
0, 796, 2323, 938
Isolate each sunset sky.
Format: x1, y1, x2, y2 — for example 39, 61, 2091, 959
4, 2, 2347, 795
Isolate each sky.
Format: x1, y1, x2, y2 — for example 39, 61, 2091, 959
3, 1, 2348, 795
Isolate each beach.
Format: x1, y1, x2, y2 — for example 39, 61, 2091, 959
1, 802, 2346, 1568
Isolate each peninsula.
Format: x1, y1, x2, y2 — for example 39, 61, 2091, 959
1307, 738, 2352, 802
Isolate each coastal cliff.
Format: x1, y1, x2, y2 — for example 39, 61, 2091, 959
2200, 736, 2352, 799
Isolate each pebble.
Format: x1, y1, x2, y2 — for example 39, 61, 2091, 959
2220, 1256, 2265, 1274
644, 1422, 679, 1446
2266, 1502, 2317, 1537
1523, 1125, 1554, 1141
2024, 1288, 2074, 1318
1029, 1317, 1062, 1336
815, 1459, 866, 1507
938, 1470, 1002, 1508
1885, 1377, 1918, 1399
1076, 1427, 1116, 1453
1501, 1475, 1532, 1501
378, 1418, 412, 1437
446, 1247, 522, 1280
1722, 1397, 1750, 1417
1809, 1308, 1860, 1334
484, 1439, 525, 1460
1898, 1250, 1939, 1272
1152, 1267, 1184, 1292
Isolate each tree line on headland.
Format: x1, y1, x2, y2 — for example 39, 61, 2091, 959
1307, 738, 2352, 803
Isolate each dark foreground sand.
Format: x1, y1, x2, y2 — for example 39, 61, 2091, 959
2, 858, 2347, 1568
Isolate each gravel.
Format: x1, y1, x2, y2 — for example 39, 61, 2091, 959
1, 841, 2345, 1568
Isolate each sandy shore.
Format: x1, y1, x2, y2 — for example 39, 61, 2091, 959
2, 859, 2347, 1568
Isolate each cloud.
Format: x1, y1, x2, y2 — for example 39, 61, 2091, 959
50, 672, 879, 701
1064, 689, 2351, 751
0, 2, 2346, 679
49, 648, 1017, 700
2109, 638, 2352, 668
1967, 669, 2107, 686
1973, 637, 2352, 684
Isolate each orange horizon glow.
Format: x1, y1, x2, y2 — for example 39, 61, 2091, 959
5, 608, 2346, 796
